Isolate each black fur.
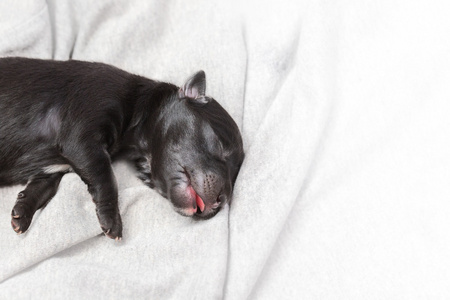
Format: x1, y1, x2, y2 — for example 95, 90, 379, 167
0, 57, 244, 239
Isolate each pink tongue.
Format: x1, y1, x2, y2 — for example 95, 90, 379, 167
196, 194, 205, 213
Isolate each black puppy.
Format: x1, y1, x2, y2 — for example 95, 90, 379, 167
0, 57, 244, 240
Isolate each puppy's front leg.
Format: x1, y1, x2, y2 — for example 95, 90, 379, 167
63, 146, 122, 240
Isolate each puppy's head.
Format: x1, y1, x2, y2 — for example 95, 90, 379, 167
136, 71, 244, 219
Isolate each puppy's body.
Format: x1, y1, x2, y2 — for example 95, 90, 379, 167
0, 57, 244, 239
0, 59, 139, 184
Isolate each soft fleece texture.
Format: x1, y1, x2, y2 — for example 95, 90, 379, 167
1, 0, 450, 299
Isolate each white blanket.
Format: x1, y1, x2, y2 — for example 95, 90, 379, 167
1, 0, 450, 298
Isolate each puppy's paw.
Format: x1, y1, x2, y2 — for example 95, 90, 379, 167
97, 211, 123, 240
11, 196, 34, 234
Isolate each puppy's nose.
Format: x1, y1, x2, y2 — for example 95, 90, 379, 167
210, 194, 226, 210
217, 194, 226, 204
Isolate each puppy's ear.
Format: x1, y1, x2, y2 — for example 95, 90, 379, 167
179, 70, 208, 103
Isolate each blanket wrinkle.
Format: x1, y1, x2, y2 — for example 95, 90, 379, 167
239, 25, 249, 142
0, 0, 51, 59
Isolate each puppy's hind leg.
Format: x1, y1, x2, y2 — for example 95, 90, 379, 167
11, 172, 64, 234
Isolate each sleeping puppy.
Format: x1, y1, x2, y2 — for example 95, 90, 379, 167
0, 57, 244, 240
